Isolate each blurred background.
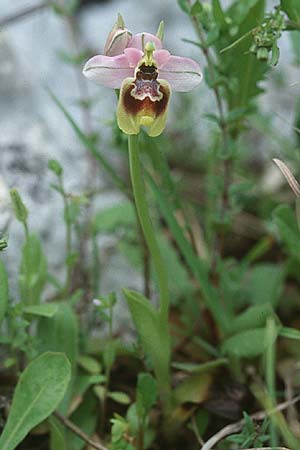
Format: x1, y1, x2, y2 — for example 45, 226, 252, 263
0, 0, 299, 311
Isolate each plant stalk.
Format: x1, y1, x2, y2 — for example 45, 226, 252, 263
128, 134, 170, 322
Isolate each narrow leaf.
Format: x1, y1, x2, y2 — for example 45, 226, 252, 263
123, 289, 170, 392
22, 303, 59, 318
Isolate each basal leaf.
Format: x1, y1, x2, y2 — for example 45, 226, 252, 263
36, 303, 78, 414
36, 303, 78, 369
245, 263, 284, 307
231, 304, 274, 333
123, 289, 170, 392
136, 373, 158, 416
222, 328, 268, 358
0, 352, 71, 450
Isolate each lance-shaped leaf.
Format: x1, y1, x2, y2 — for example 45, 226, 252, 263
123, 289, 170, 392
0, 352, 71, 450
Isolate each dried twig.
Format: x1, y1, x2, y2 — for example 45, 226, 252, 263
200, 395, 300, 450
54, 411, 109, 450
0, 1, 50, 28
273, 158, 300, 197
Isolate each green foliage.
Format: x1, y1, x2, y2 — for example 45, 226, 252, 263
108, 391, 131, 405
48, 159, 63, 177
49, 417, 68, 450
0, 352, 71, 450
136, 373, 158, 417
245, 263, 284, 307
227, 413, 269, 447
22, 303, 59, 318
123, 289, 170, 394
77, 354, 102, 374
92, 202, 136, 235
36, 303, 78, 370
0, 259, 9, 326
221, 327, 270, 358
19, 234, 48, 305
281, 0, 300, 23
231, 304, 274, 333
66, 392, 98, 450
10, 188, 28, 229
2, 5, 300, 449
273, 204, 300, 259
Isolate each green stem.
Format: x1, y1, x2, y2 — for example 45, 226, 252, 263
128, 134, 169, 322
266, 317, 278, 448
59, 176, 72, 294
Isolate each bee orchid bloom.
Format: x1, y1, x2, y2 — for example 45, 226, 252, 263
83, 26, 202, 137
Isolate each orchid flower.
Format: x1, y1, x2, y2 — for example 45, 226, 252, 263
83, 18, 202, 137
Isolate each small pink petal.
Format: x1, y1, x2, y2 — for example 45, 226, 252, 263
158, 55, 202, 92
128, 32, 162, 51
83, 54, 134, 88
124, 48, 143, 68
153, 49, 170, 67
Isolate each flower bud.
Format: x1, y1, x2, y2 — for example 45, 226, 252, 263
10, 188, 28, 225
104, 13, 132, 57
257, 47, 269, 61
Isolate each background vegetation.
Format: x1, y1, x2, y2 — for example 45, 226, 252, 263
1, 1, 300, 449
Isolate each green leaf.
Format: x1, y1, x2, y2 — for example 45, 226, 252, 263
108, 391, 131, 405
48, 159, 63, 177
273, 204, 300, 259
178, 0, 191, 14
36, 303, 78, 414
220, 0, 268, 109
22, 303, 59, 318
231, 304, 274, 333
0, 352, 71, 450
212, 0, 227, 29
10, 188, 28, 225
77, 354, 102, 374
123, 289, 170, 392
136, 373, 158, 417
19, 234, 48, 305
49, 417, 68, 450
72, 374, 106, 398
146, 173, 229, 333
36, 303, 78, 369
279, 326, 300, 340
245, 264, 284, 307
0, 259, 9, 325
222, 328, 268, 357
281, 0, 300, 23
92, 202, 136, 235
